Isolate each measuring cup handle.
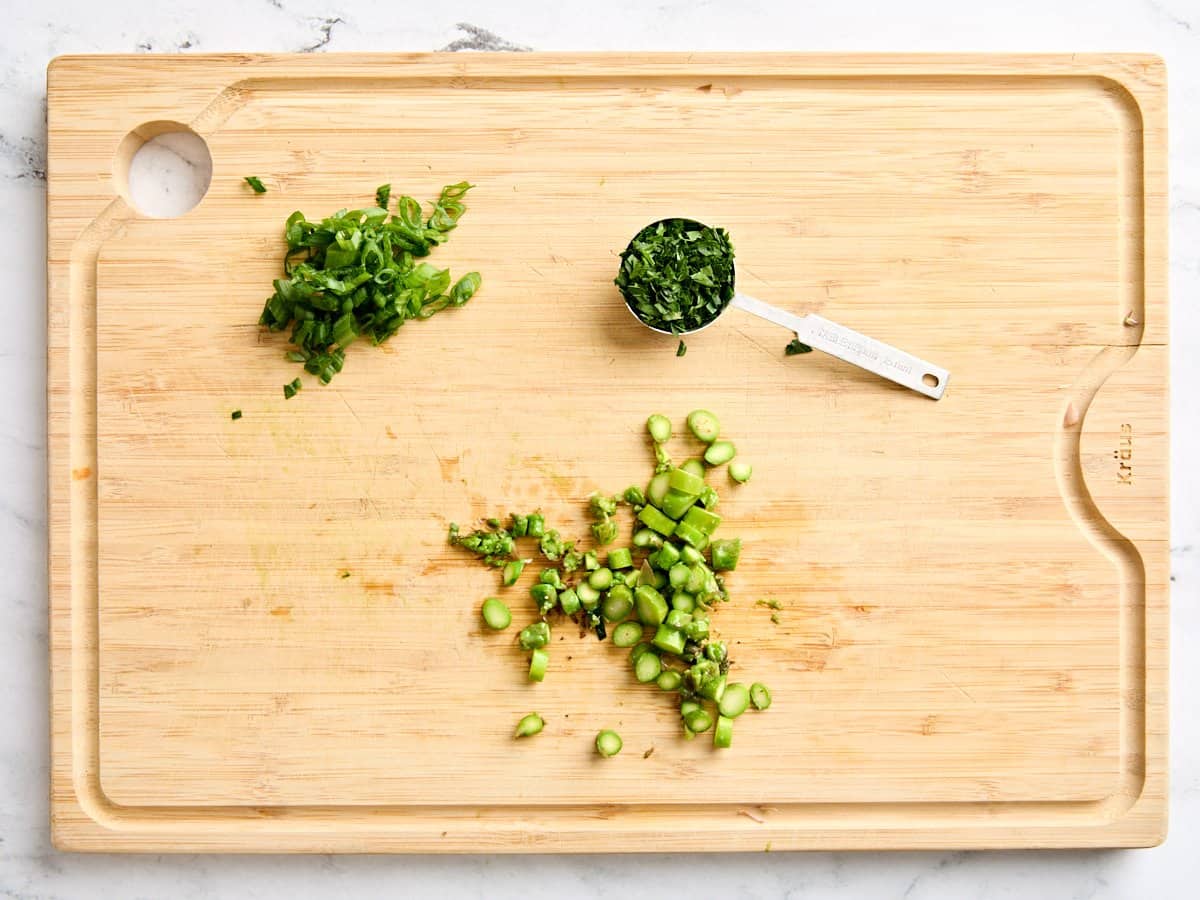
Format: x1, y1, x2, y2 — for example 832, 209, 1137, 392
731, 293, 949, 400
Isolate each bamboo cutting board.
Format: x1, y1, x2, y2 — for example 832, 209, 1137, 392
48, 53, 1168, 852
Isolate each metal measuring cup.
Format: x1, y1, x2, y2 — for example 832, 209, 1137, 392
618, 218, 949, 400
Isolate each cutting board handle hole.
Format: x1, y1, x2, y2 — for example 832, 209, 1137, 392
922, 373, 940, 388
114, 121, 212, 218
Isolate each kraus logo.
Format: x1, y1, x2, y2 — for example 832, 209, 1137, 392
1114, 424, 1133, 485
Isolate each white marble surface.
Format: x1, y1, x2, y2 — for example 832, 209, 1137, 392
2, 0, 1197, 896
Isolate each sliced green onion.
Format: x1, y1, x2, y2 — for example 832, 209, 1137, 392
750, 682, 772, 710
514, 712, 544, 738
261, 183, 479, 386
686, 409, 721, 443
729, 461, 753, 484
331, 313, 358, 348
596, 729, 623, 758
679, 544, 704, 566
230, 409, 243, 420
528, 648, 549, 682
583, 550, 599, 571
480, 597, 512, 630
646, 414, 672, 444
611, 621, 643, 647
703, 440, 736, 466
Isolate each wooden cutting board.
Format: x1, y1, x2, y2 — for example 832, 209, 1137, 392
48, 53, 1168, 852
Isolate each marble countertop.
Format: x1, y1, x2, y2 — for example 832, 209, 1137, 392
3, 0, 1196, 896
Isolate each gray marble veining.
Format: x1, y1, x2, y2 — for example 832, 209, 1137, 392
2, 0, 1196, 896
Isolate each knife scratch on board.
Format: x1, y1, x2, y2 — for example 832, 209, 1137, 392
338, 392, 365, 429
121, 387, 163, 450
733, 326, 790, 370
938, 668, 977, 703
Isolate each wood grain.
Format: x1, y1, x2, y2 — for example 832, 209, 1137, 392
48, 53, 1168, 852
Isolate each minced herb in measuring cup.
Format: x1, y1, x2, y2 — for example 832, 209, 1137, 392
615, 218, 736, 335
